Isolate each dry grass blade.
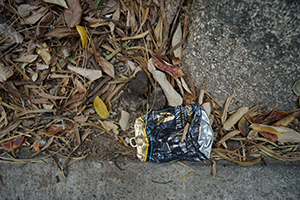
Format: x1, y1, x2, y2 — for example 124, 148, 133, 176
212, 160, 217, 179
217, 130, 241, 145
213, 150, 261, 166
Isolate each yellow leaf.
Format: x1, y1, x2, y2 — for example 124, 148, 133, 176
93, 96, 110, 119
76, 25, 88, 48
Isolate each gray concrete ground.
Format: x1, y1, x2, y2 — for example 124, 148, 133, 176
0, 159, 299, 200
1, 0, 300, 199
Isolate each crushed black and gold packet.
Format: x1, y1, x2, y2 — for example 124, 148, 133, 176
130, 104, 213, 163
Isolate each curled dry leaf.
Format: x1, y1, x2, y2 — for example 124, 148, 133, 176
64, 0, 82, 28
223, 107, 249, 130
247, 130, 259, 140
151, 70, 183, 106
0, 63, 13, 82
250, 123, 300, 143
152, 53, 184, 78
76, 25, 88, 48
37, 48, 51, 64
119, 110, 130, 131
68, 65, 102, 81
93, 96, 110, 119
42, 0, 68, 9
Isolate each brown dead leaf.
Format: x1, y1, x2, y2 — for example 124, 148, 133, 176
14, 53, 38, 63
73, 115, 88, 123
223, 107, 249, 130
19, 5, 47, 25
43, 0, 68, 9
36, 48, 51, 64
68, 65, 102, 81
36, 11, 55, 37
46, 27, 79, 39
43, 124, 72, 136
97, 54, 115, 78
152, 53, 184, 78
1, 136, 24, 150
218, 130, 241, 145
64, 0, 82, 28
0, 63, 13, 82
99, 120, 119, 135
2, 81, 20, 99
74, 78, 86, 93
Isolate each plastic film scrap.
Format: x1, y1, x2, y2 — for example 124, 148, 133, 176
130, 104, 213, 163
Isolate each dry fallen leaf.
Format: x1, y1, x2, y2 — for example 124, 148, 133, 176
151, 70, 182, 106
223, 107, 249, 130
250, 123, 300, 143
36, 11, 55, 37
33, 140, 41, 152
14, 53, 38, 63
1, 136, 24, 150
0, 63, 13, 82
36, 48, 51, 64
100, 120, 119, 135
19, 5, 47, 25
43, 124, 73, 135
64, 0, 82, 28
119, 110, 130, 131
68, 65, 102, 81
218, 130, 241, 144
43, 0, 68, 9
76, 25, 88, 48
97, 55, 115, 78
93, 96, 110, 119
74, 78, 86, 93
46, 27, 79, 39
152, 53, 184, 78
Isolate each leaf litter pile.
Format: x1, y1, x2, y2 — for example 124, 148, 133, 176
0, 0, 300, 178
